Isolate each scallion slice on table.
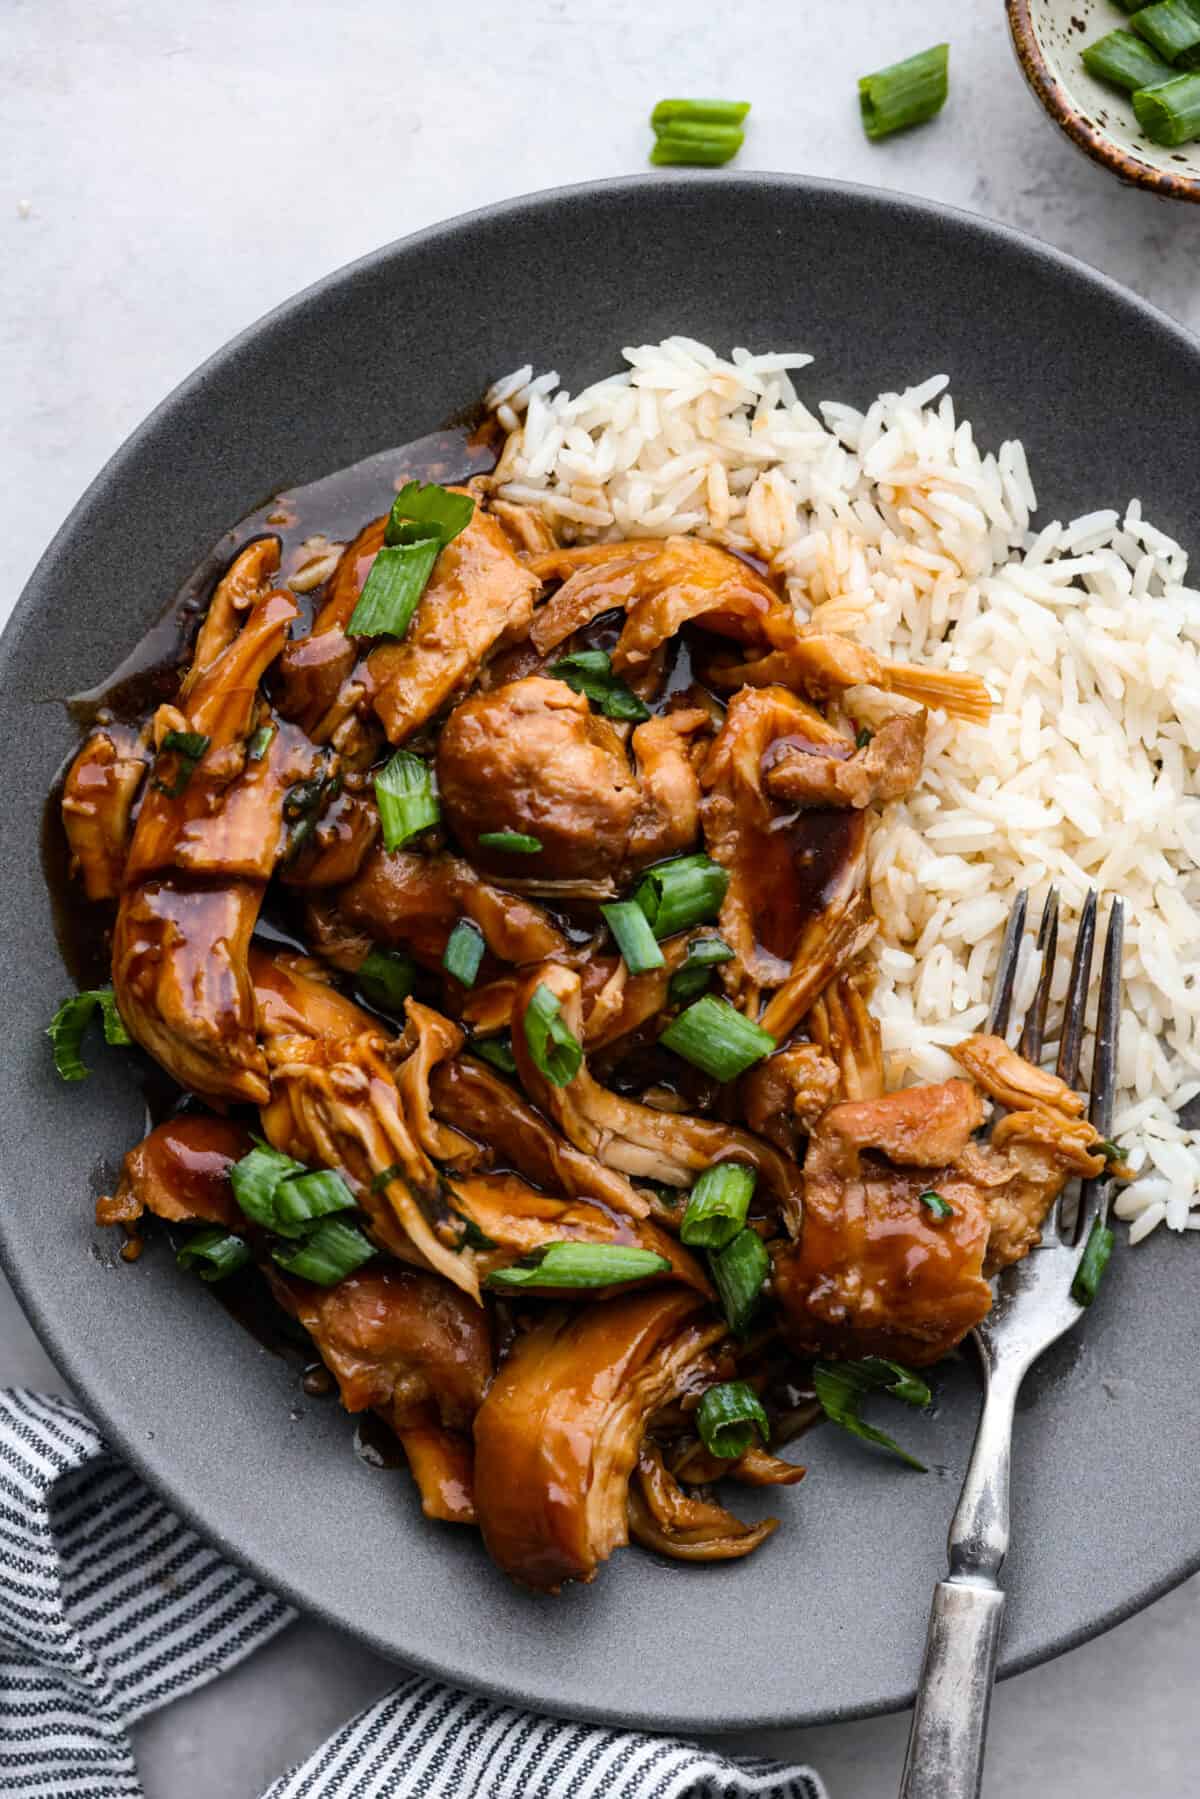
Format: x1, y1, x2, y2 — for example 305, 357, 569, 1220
384, 480, 475, 548
858, 43, 949, 140
375, 750, 439, 850
477, 829, 542, 854
548, 649, 650, 722
176, 1227, 253, 1283
680, 1164, 756, 1250
660, 993, 774, 1081
1130, 0, 1200, 66
919, 1189, 954, 1219
154, 728, 210, 797
271, 1216, 375, 1286
443, 918, 486, 987
474, 1035, 518, 1076
230, 1143, 307, 1234
523, 982, 583, 1087
1072, 1217, 1116, 1306
1133, 69, 1200, 141
633, 853, 729, 938
667, 933, 735, 1006
600, 900, 666, 976
347, 539, 440, 639
710, 1227, 770, 1335
696, 1380, 770, 1459
356, 946, 416, 1013
1082, 28, 1174, 91
813, 1356, 931, 1470
47, 988, 132, 1081
485, 1240, 671, 1292
649, 97, 749, 168
273, 1168, 357, 1233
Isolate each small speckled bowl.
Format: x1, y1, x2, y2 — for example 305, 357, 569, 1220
1008, 0, 1200, 199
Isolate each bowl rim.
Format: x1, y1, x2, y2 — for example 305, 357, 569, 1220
1006, 0, 1200, 202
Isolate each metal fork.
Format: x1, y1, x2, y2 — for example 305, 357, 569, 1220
898, 886, 1124, 1799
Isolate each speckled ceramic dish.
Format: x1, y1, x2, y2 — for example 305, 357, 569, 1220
1008, 0, 1200, 198
4, 175, 1200, 1733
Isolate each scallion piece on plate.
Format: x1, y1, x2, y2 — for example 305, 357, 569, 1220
919, 1189, 953, 1219
385, 480, 475, 549
477, 829, 542, 854
347, 538, 441, 639
651, 98, 751, 127
600, 900, 666, 975
247, 722, 276, 762
47, 989, 132, 1082
1133, 68, 1200, 140
485, 1240, 671, 1291
356, 946, 416, 1014
633, 853, 729, 939
1071, 1217, 1115, 1306
473, 1035, 518, 1076
650, 124, 746, 167
681, 1163, 756, 1250
813, 1356, 931, 1470
660, 993, 775, 1081
1082, 27, 1174, 91
667, 933, 735, 1006
375, 750, 439, 851
523, 982, 583, 1087
273, 1168, 357, 1233
1130, 0, 1200, 65
176, 1227, 253, 1283
858, 43, 950, 140
696, 1379, 770, 1459
710, 1227, 770, 1335
548, 649, 650, 722
271, 1216, 375, 1286
230, 1143, 307, 1234
154, 728, 210, 797
443, 918, 486, 987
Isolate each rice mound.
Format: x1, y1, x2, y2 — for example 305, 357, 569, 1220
487, 338, 1200, 1242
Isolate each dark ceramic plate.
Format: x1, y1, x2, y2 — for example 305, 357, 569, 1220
3, 174, 1198, 1733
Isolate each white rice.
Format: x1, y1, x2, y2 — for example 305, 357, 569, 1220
489, 337, 1200, 1242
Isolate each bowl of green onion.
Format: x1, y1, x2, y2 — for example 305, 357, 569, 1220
1007, 0, 1200, 198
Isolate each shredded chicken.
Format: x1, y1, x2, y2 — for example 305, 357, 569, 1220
337, 845, 567, 970
61, 723, 150, 900
96, 1114, 251, 1228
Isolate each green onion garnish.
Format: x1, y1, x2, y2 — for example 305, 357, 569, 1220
247, 723, 276, 762
522, 982, 583, 1088
660, 993, 775, 1081
1072, 1217, 1115, 1307
385, 480, 475, 549
667, 933, 735, 1007
47, 989, 132, 1082
230, 1143, 307, 1235
695, 1380, 770, 1459
176, 1227, 253, 1283
813, 1357, 931, 1471
443, 918, 486, 988
347, 539, 440, 639
1082, 28, 1174, 91
375, 750, 439, 851
356, 946, 416, 1014
1133, 69, 1200, 141
710, 1227, 770, 1335
600, 900, 666, 976
681, 1164, 756, 1251
273, 1168, 357, 1233
154, 729, 210, 797
633, 853, 729, 939
282, 768, 342, 861
454, 1214, 498, 1252
369, 1163, 406, 1192
477, 830, 542, 854
271, 1216, 375, 1286
919, 1190, 953, 1219
859, 43, 949, 140
855, 726, 873, 749
1131, 0, 1200, 65
651, 98, 751, 127
548, 649, 650, 722
484, 1240, 671, 1291
474, 1035, 518, 1076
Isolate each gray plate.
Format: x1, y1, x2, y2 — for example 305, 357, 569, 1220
2, 174, 1197, 1733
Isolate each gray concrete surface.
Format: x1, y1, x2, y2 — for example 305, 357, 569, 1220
3, 2, 1199, 1793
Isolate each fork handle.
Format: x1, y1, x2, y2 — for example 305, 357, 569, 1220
898, 1579, 1005, 1799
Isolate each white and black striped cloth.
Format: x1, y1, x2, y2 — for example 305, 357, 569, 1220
0, 1390, 827, 1798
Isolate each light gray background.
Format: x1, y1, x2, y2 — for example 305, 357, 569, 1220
3, 2, 1198, 1794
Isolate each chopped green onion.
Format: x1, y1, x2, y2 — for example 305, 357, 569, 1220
1133, 69, 1200, 140
813, 1357, 931, 1470
485, 1241, 671, 1291
1098, 1139, 1123, 1162
477, 830, 542, 854
633, 853, 729, 939
274, 1168, 357, 1232
548, 649, 650, 722
369, 1163, 407, 1192
859, 43, 950, 140
356, 947, 416, 1013
522, 982, 583, 1087
696, 1380, 770, 1459
1131, 0, 1200, 65
443, 918, 486, 987
1072, 1217, 1115, 1307
710, 1227, 770, 1335
271, 1216, 375, 1286
154, 728, 210, 797
681, 1164, 756, 1251
385, 480, 475, 549
651, 98, 751, 127
230, 1143, 307, 1234
247, 723, 276, 762
1082, 28, 1174, 90
919, 1189, 954, 1219
651, 124, 745, 166
600, 900, 666, 976
660, 993, 775, 1081
454, 1214, 498, 1252
347, 539, 440, 639
667, 933, 735, 1006
375, 750, 439, 851
176, 1227, 253, 1283
47, 989, 131, 1081
855, 726, 874, 750
474, 1035, 518, 1075
282, 768, 342, 860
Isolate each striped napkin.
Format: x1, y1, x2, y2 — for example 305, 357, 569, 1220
0, 1390, 827, 1798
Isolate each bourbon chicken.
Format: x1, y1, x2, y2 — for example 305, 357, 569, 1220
58, 427, 1119, 1601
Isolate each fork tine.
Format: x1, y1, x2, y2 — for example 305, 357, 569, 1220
987, 889, 1028, 1039
1055, 888, 1097, 1088
1071, 897, 1124, 1246
1017, 887, 1058, 1065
